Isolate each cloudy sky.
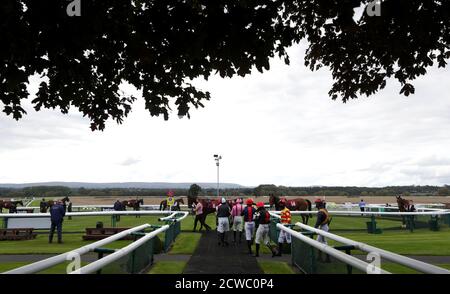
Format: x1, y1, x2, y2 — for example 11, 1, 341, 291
1, 43, 450, 187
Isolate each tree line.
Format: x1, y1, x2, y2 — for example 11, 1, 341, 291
1, 184, 449, 198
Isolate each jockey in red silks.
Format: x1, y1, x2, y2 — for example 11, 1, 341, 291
274, 198, 291, 257
241, 198, 256, 254
254, 202, 271, 257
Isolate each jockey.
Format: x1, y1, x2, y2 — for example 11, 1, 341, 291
241, 198, 256, 254
231, 198, 244, 244
216, 197, 231, 246
275, 198, 291, 257
254, 202, 271, 257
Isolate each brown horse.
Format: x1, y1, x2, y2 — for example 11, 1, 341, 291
42, 196, 70, 212
122, 199, 144, 217
269, 195, 312, 224
188, 195, 235, 210
159, 198, 184, 211
396, 195, 411, 228
0, 200, 24, 213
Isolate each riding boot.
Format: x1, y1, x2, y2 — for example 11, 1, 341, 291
221, 233, 226, 247
247, 241, 253, 254
276, 243, 283, 257
238, 232, 242, 244
218, 233, 222, 246
223, 232, 229, 246
254, 244, 260, 257
233, 231, 236, 243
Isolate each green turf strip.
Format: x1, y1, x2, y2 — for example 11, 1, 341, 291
147, 261, 187, 274
0, 261, 89, 274
168, 232, 202, 255
258, 260, 295, 274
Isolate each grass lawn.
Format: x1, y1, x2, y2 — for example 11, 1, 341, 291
169, 232, 202, 255
62, 215, 163, 232
27, 200, 41, 207
334, 227, 450, 255
258, 260, 295, 274
0, 261, 89, 274
147, 261, 187, 274
291, 215, 404, 231
288, 215, 450, 256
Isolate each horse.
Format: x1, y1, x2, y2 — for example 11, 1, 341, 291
187, 195, 198, 209
396, 195, 412, 228
159, 198, 184, 211
269, 195, 312, 224
187, 195, 235, 210
0, 200, 24, 213
43, 196, 70, 212
122, 199, 144, 217
192, 198, 222, 231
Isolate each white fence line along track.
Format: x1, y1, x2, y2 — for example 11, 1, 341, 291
271, 210, 449, 216
2, 211, 188, 274
293, 222, 450, 274
70, 224, 170, 274
0, 210, 188, 218
276, 223, 390, 274
2, 224, 151, 274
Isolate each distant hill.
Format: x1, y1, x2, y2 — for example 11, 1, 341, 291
0, 182, 246, 189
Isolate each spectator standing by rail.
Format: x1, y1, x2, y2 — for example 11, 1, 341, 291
113, 199, 122, 221
49, 200, 65, 244
359, 199, 366, 213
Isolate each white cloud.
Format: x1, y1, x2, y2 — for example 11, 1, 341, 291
1, 44, 450, 187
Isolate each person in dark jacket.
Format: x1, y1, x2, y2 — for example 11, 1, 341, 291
113, 199, 122, 221
216, 198, 231, 246
49, 200, 65, 244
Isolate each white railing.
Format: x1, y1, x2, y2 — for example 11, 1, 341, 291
276, 223, 390, 274
0, 210, 188, 218
2, 224, 151, 274
16, 204, 190, 211
159, 211, 189, 222
294, 222, 450, 274
270, 211, 450, 274
271, 210, 450, 216
2, 211, 188, 274
70, 225, 170, 274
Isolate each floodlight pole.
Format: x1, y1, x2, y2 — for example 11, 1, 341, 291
214, 155, 222, 198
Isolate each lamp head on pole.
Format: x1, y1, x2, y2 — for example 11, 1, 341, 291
213, 154, 222, 163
